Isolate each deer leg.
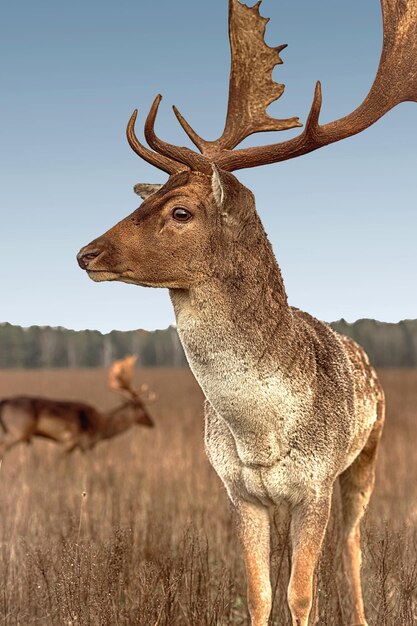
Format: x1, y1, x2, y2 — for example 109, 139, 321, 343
339, 413, 384, 626
235, 499, 272, 626
63, 440, 78, 454
287, 495, 332, 626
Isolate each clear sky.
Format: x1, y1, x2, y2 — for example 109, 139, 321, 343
1, 0, 416, 332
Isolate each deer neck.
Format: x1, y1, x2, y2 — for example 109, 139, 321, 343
171, 208, 292, 360
103, 403, 136, 438
170, 211, 296, 466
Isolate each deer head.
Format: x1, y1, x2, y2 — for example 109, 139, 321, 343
108, 355, 155, 427
77, 0, 417, 291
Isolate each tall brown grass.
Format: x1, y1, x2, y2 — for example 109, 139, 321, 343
0, 368, 416, 625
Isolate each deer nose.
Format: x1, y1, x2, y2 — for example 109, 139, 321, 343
77, 246, 101, 269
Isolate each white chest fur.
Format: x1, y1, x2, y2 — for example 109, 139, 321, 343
174, 304, 310, 468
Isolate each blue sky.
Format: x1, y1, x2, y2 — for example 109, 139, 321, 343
1, 0, 416, 332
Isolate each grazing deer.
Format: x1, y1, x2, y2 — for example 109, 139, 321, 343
77, 1, 417, 624
0, 356, 154, 456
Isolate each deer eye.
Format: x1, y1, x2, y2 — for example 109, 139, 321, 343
172, 207, 192, 222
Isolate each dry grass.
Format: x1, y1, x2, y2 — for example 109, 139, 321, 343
0, 368, 416, 625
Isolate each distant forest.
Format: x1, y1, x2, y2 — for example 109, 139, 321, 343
0, 323, 186, 368
1, 319, 417, 368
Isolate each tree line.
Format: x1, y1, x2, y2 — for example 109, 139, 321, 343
331, 318, 417, 368
0, 319, 416, 368
0, 323, 187, 368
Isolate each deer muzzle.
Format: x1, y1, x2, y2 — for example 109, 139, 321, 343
77, 231, 139, 284
77, 246, 102, 270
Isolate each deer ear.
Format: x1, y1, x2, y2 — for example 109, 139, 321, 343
133, 183, 163, 199
211, 164, 225, 207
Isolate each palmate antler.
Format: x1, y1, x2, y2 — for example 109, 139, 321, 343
127, 0, 417, 173
108, 356, 156, 403
173, 0, 302, 155
108, 355, 137, 394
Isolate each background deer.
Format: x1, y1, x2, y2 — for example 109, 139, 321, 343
0, 356, 154, 457
77, 1, 417, 624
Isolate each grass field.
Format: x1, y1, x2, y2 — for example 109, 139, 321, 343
0, 367, 416, 625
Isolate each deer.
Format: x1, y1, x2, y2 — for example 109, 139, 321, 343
0, 356, 154, 457
76, 1, 417, 624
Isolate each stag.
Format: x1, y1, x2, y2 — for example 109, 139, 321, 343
0, 356, 154, 457
77, 1, 417, 624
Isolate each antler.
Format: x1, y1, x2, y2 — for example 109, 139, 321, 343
127, 0, 301, 171
173, 0, 301, 155
126, 110, 186, 175
108, 355, 156, 404
128, 0, 417, 174
144, 96, 212, 173
214, 0, 417, 171
108, 355, 138, 397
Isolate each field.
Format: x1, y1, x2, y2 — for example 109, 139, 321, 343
0, 367, 416, 625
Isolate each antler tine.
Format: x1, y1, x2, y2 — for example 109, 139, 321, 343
146, 391, 158, 405
216, 0, 417, 172
144, 96, 212, 174
126, 109, 185, 175
172, 105, 212, 154
137, 383, 157, 404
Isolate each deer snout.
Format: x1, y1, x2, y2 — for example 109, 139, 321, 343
77, 246, 102, 270
138, 411, 155, 428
